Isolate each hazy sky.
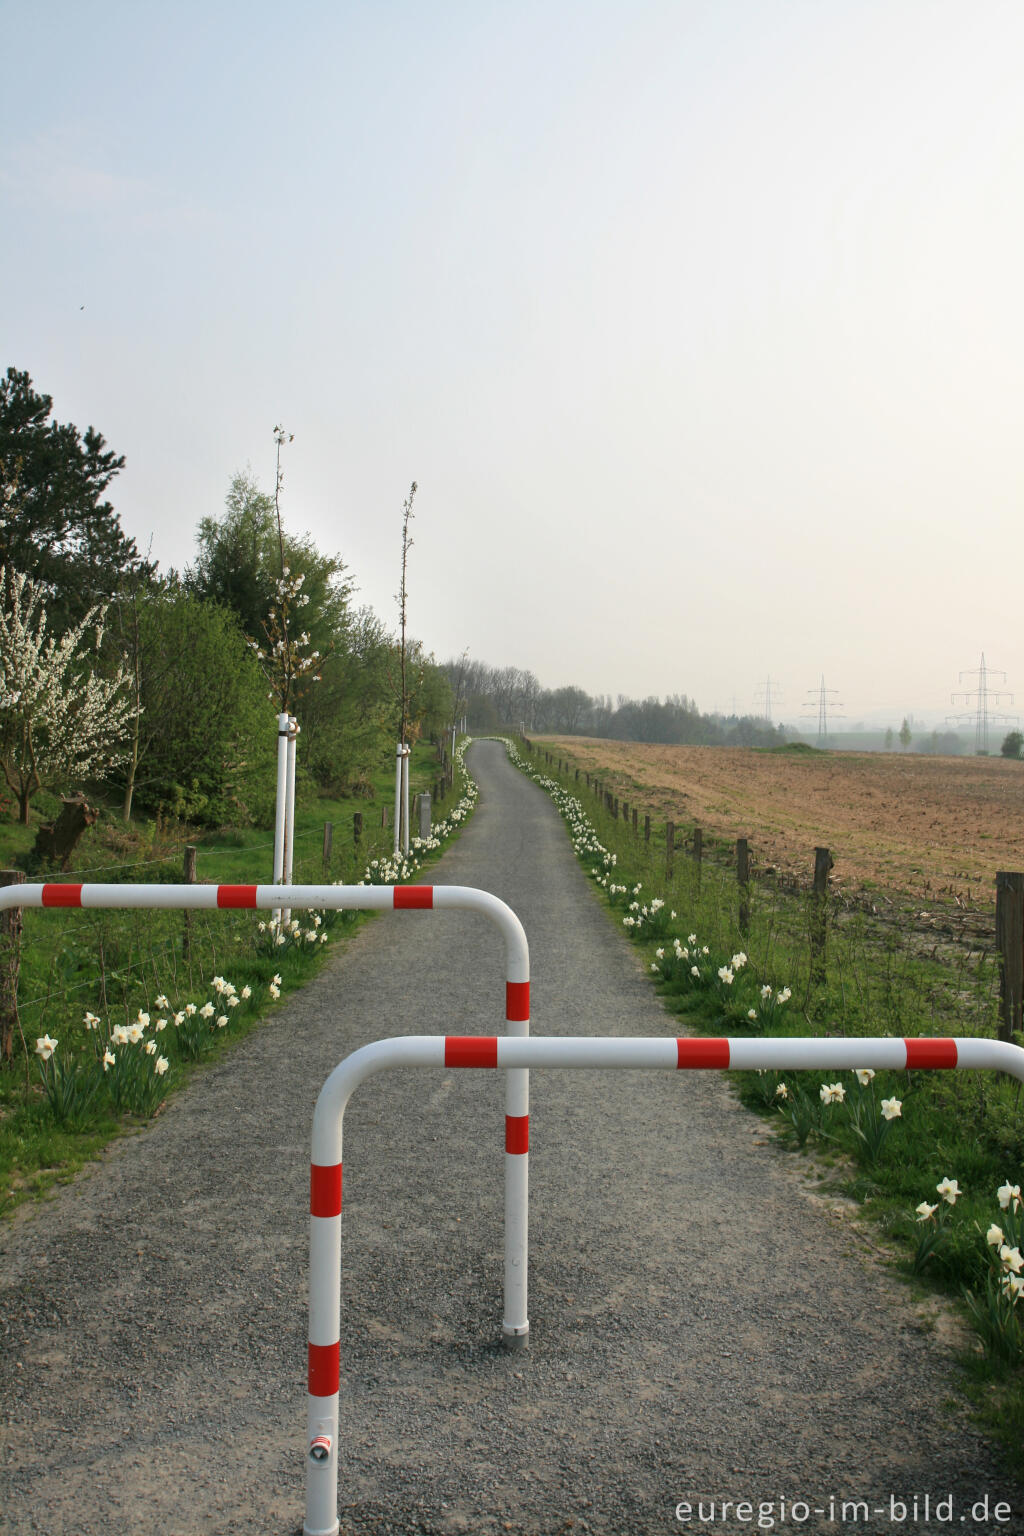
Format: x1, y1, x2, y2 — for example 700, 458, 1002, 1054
3, 1, 1021, 728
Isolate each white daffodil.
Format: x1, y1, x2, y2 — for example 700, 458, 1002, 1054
34, 1034, 57, 1060
136, 1011, 150, 1029
199, 1002, 215, 1019
760, 985, 772, 1000
83, 1011, 101, 1030
731, 952, 747, 969
173, 1012, 185, 1026
936, 1177, 961, 1205
155, 1056, 169, 1076
717, 967, 734, 985
1000, 1245, 1024, 1275
241, 986, 252, 1000
185, 1003, 197, 1016
916, 1201, 938, 1221
127, 1023, 145, 1045
880, 1097, 902, 1120
987, 1224, 1005, 1248
155, 994, 170, 1010
216, 1015, 228, 1028
998, 1183, 1022, 1212
103, 1049, 116, 1070
144, 1040, 157, 1055
112, 1024, 129, 1045
775, 1083, 789, 1100
747, 1009, 757, 1021
272, 974, 282, 986
855, 1069, 875, 1086
269, 983, 281, 1000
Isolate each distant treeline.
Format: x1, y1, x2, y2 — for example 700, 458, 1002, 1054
444, 659, 787, 748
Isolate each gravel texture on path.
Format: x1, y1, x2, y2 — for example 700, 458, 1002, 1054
1, 740, 1018, 1536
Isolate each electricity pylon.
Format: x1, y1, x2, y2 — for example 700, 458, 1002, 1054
754, 675, 782, 725
948, 653, 1015, 754
802, 675, 843, 744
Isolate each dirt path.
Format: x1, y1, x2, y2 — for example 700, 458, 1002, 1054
0, 741, 1017, 1535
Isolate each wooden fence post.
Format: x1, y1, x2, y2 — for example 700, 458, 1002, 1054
183, 845, 197, 961
737, 838, 751, 937
322, 822, 333, 876
810, 846, 833, 985
996, 872, 1024, 1044
644, 814, 650, 844
613, 796, 619, 819
666, 821, 675, 880
352, 812, 362, 847
693, 826, 703, 891
0, 870, 25, 1063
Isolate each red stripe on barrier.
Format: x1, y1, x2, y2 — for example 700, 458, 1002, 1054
217, 885, 258, 908
676, 1038, 730, 1069
310, 1162, 342, 1218
445, 1036, 498, 1068
308, 1340, 340, 1397
505, 1115, 529, 1154
905, 1037, 958, 1070
41, 884, 82, 908
393, 886, 433, 909
505, 981, 530, 1021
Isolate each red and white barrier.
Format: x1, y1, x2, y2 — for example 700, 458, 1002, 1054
303, 1029, 1024, 1536
0, 881, 533, 1352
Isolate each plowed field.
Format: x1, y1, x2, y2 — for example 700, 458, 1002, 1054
535, 736, 1024, 907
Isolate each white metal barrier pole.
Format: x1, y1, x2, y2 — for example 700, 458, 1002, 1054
303, 1029, 1024, 1536
400, 744, 410, 857
283, 716, 299, 924
392, 743, 403, 859
272, 711, 290, 923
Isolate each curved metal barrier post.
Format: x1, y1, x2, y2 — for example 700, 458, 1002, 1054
0, 880, 532, 1353
303, 1031, 1024, 1536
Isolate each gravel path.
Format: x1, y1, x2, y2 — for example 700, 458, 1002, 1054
1, 740, 1018, 1536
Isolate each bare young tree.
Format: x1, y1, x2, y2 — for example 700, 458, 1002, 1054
396, 482, 417, 747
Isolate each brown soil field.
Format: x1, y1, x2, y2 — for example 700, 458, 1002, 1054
535, 736, 1024, 909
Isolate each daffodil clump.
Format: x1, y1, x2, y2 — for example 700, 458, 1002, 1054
258, 912, 330, 952
34, 972, 269, 1123
910, 1179, 1024, 1363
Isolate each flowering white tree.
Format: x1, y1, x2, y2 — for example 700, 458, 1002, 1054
248, 563, 323, 712
0, 566, 134, 822
245, 428, 324, 712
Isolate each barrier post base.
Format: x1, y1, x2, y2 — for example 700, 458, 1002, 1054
501, 1325, 529, 1351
